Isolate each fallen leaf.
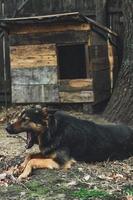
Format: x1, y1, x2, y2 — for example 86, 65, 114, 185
83, 175, 91, 181
0, 173, 7, 180
98, 174, 113, 180
66, 180, 77, 186
78, 167, 83, 172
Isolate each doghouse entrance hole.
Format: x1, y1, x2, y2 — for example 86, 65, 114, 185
57, 44, 87, 79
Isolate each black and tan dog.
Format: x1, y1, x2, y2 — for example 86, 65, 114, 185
6, 106, 133, 180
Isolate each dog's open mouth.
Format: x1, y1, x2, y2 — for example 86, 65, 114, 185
25, 131, 38, 149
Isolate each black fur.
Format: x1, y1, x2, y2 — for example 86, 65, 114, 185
40, 111, 133, 162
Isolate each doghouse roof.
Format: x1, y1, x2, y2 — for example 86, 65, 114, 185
0, 12, 117, 37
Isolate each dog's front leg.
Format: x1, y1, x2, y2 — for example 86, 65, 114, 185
18, 158, 59, 181
16, 153, 43, 175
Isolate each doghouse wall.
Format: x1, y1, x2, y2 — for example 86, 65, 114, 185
9, 23, 94, 103
91, 32, 112, 103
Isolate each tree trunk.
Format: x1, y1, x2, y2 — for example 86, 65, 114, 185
103, 0, 133, 125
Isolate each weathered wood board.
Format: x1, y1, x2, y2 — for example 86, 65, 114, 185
10, 43, 59, 103
11, 67, 58, 85
9, 31, 89, 46
0, 80, 11, 93
93, 69, 111, 103
59, 91, 94, 103
12, 84, 59, 103
10, 44, 57, 68
10, 23, 90, 35
58, 79, 93, 92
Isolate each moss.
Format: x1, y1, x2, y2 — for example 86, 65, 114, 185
7, 184, 23, 193
26, 180, 49, 197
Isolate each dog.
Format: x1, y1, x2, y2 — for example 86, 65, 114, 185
6, 106, 133, 180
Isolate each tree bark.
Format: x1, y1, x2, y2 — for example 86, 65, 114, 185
103, 0, 133, 125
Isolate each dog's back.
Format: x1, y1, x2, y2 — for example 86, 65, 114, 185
48, 111, 133, 162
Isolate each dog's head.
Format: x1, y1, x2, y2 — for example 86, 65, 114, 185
6, 106, 48, 149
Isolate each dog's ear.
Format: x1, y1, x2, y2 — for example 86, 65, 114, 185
48, 114, 57, 136
42, 107, 48, 117
42, 107, 58, 119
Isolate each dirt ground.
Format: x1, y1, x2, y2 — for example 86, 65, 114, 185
0, 107, 133, 200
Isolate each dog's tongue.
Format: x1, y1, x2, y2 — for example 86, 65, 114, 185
25, 132, 34, 149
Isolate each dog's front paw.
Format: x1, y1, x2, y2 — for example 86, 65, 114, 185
62, 159, 76, 171
17, 173, 28, 181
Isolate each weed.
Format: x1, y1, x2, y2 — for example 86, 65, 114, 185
71, 188, 111, 199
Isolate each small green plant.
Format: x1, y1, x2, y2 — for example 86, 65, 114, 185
72, 188, 110, 199
123, 185, 133, 196
8, 184, 22, 193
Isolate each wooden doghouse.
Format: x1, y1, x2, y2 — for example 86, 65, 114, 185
0, 12, 118, 105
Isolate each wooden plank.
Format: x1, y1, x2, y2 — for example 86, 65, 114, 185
94, 91, 111, 104
59, 91, 94, 103
10, 23, 91, 35
10, 43, 56, 55
58, 79, 93, 92
5, 12, 79, 21
91, 45, 108, 57
0, 37, 4, 77
92, 57, 109, 65
93, 69, 111, 91
12, 84, 59, 103
93, 69, 111, 103
0, 80, 11, 92
9, 31, 89, 46
0, 94, 11, 103
92, 64, 109, 72
11, 66, 58, 85
91, 44, 109, 71
10, 44, 57, 68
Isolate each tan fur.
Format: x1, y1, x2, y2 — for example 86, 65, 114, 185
18, 153, 43, 173
18, 158, 59, 181
16, 153, 76, 180
62, 159, 76, 171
